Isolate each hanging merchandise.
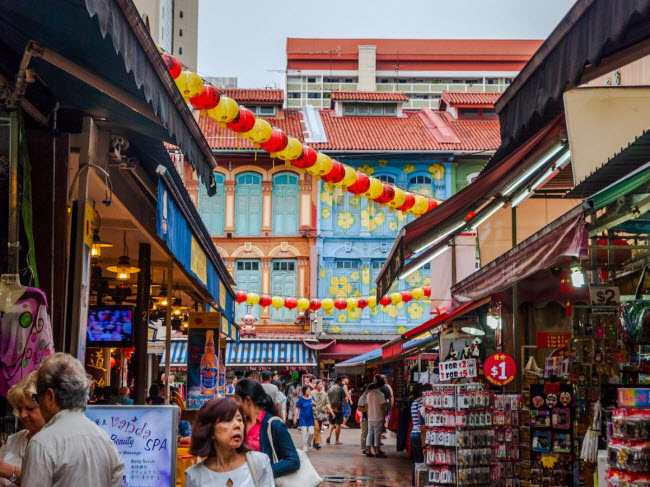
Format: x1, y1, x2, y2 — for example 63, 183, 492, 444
492, 394, 523, 487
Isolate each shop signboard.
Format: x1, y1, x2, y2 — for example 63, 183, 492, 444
589, 284, 620, 314
484, 353, 517, 386
187, 312, 223, 409
85, 405, 178, 486
617, 388, 650, 407
536, 332, 571, 349
439, 359, 477, 381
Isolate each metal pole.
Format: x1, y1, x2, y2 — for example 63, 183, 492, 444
7, 110, 19, 275
134, 243, 151, 405
164, 261, 173, 404
512, 206, 520, 391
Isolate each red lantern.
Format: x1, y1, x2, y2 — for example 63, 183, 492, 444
373, 183, 396, 204
465, 211, 475, 221
309, 299, 321, 311
427, 198, 438, 213
260, 129, 288, 154
401, 291, 413, 303
379, 295, 392, 307
235, 291, 247, 303
423, 286, 431, 297
321, 161, 346, 183
347, 172, 370, 195
226, 107, 256, 133
110, 357, 116, 368
162, 53, 181, 79
292, 146, 318, 169
284, 297, 298, 310
259, 295, 272, 308
334, 298, 347, 310
357, 297, 369, 309
189, 84, 220, 110
397, 192, 416, 212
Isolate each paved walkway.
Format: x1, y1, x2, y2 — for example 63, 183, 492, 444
288, 426, 413, 486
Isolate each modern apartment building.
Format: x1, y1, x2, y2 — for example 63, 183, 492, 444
285, 38, 542, 110
132, 0, 199, 71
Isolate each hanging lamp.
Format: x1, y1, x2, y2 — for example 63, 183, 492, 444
90, 211, 113, 258
106, 232, 140, 280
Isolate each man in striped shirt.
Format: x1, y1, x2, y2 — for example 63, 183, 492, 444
410, 383, 429, 487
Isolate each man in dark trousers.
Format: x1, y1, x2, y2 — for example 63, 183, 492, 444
326, 376, 347, 445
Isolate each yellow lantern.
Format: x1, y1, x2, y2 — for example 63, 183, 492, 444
387, 187, 406, 209
275, 137, 303, 161
390, 292, 403, 305
346, 297, 358, 310
246, 293, 260, 306
307, 153, 333, 178
244, 118, 272, 147
412, 287, 425, 300
409, 195, 430, 215
297, 298, 310, 311
271, 296, 285, 309
174, 71, 203, 100
208, 96, 239, 124
367, 296, 377, 308
333, 166, 358, 190
362, 177, 383, 199
321, 298, 335, 313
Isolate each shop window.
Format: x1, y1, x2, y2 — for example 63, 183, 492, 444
234, 260, 261, 322
272, 173, 299, 236
270, 259, 297, 323
235, 172, 262, 236
197, 173, 225, 236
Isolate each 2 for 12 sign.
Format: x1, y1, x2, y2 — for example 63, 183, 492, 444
484, 353, 517, 386
439, 359, 477, 381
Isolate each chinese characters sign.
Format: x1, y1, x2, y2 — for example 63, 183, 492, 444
439, 359, 477, 381
536, 333, 571, 349
484, 353, 517, 386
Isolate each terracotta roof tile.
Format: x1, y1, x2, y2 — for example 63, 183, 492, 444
438, 112, 502, 151
440, 91, 502, 108
219, 88, 284, 104
330, 91, 409, 102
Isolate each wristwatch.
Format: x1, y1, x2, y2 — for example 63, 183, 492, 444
8, 468, 18, 483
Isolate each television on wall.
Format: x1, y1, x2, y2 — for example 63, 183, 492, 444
87, 305, 134, 347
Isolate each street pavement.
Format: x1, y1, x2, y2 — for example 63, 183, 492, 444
288, 426, 413, 486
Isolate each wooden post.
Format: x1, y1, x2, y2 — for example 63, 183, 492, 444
164, 261, 173, 404
133, 243, 151, 404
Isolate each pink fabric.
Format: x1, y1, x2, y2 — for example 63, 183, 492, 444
246, 411, 266, 451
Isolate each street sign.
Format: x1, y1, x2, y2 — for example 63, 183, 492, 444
484, 353, 517, 386
439, 359, 477, 381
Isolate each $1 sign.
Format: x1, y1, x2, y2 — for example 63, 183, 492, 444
483, 353, 517, 386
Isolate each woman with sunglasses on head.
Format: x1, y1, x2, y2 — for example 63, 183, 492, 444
184, 396, 274, 486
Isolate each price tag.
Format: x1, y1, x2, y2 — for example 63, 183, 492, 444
589, 285, 620, 314
484, 353, 517, 386
439, 359, 477, 381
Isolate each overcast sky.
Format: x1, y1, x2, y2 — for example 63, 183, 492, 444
197, 0, 576, 88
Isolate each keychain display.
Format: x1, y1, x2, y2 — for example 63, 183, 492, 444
492, 394, 522, 487
607, 402, 650, 487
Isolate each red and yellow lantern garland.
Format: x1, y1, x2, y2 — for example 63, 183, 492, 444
162, 52, 440, 216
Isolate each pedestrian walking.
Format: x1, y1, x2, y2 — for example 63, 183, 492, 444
357, 385, 369, 456
226, 377, 238, 395
341, 377, 353, 429
234, 378, 300, 479
326, 376, 346, 445
311, 380, 332, 450
410, 383, 426, 486
272, 379, 287, 421
21, 353, 124, 486
184, 397, 274, 486
293, 386, 316, 452
365, 383, 387, 458
287, 380, 301, 426
261, 371, 284, 422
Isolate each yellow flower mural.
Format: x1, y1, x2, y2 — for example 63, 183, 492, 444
321, 208, 331, 219
429, 163, 445, 180
331, 326, 341, 333
337, 313, 347, 323
397, 326, 408, 334
362, 267, 370, 285
407, 302, 425, 320
389, 221, 398, 231
329, 276, 352, 297
363, 330, 370, 335
378, 159, 388, 167
395, 211, 408, 223
320, 190, 333, 206
319, 268, 327, 279
358, 164, 375, 175
405, 270, 422, 287
350, 271, 360, 282
361, 208, 385, 231
351, 288, 363, 298
423, 275, 431, 286
369, 307, 379, 317
349, 197, 360, 207
337, 211, 355, 230
348, 307, 362, 321
386, 304, 400, 318
403, 164, 415, 173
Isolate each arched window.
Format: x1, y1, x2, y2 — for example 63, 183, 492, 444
197, 173, 225, 236
408, 174, 434, 197
234, 260, 261, 323
235, 172, 262, 236
272, 173, 299, 236
377, 175, 396, 184
270, 260, 297, 323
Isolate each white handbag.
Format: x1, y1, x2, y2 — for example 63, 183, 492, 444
267, 417, 322, 487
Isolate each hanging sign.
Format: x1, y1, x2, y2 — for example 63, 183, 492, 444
484, 353, 517, 386
589, 284, 620, 314
536, 332, 571, 349
439, 359, 477, 381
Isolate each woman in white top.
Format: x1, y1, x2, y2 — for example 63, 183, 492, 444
0, 372, 46, 486
185, 397, 274, 487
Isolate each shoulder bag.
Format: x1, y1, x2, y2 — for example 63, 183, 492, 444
267, 417, 322, 487
246, 451, 260, 487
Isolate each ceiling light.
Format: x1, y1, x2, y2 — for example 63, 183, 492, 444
570, 259, 585, 288
106, 232, 139, 280
487, 313, 500, 330
90, 211, 112, 257
461, 324, 485, 336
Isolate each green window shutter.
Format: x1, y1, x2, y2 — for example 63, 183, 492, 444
270, 260, 298, 323
272, 173, 299, 236
198, 174, 224, 236
235, 173, 262, 236
234, 260, 262, 322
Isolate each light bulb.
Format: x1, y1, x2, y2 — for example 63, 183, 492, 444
91, 245, 100, 257
571, 270, 585, 288
117, 269, 130, 280
160, 298, 168, 306
487, 314, 500, 330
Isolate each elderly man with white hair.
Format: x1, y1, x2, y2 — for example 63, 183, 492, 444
20, 353, 124, 487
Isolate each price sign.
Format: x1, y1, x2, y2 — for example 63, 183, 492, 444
484, 353, 517, 386
589, 285, 620, 314
439, 359, 477, 381
536, 332, 571, 349
618, 388, 650, 407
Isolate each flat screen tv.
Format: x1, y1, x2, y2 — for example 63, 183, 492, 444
87, 305, 134, 347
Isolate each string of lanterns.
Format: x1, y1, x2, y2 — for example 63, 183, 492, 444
162, 52, 439, 216
233, 286, 432, 313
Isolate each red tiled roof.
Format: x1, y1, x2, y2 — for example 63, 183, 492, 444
330, 91, 409, 102
219, 88, 284, 104
440, 91, 502, 108
438, 112, 502, 151
199, 110, 305, 150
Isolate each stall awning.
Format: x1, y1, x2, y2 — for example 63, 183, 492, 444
226, 341, 316, 367
452, 204, 588, 305
318, 342, 381, 361
335, 348, 382, 374
160, 341, 187, 367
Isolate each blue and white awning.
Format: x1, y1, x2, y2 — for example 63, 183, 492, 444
226, 341, 316, 367
159, 341, 188, 366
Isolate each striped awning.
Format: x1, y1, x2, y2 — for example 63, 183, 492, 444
226, 341, 316, 367
160, 341, 188, 366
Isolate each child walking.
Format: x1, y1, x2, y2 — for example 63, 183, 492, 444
293, 385, 316, 452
